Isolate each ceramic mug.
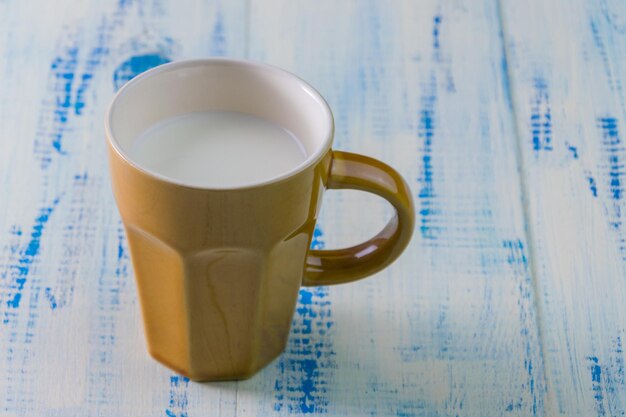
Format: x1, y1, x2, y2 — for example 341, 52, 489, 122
105, 59, 415, 381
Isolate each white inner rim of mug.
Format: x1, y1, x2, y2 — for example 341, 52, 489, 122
105, 58, 334, 190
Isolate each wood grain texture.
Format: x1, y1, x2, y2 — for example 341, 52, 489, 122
0, 1, 245, 415
501, 0, 626, 415
239, 1, 545, 415
0, 0, 591, 415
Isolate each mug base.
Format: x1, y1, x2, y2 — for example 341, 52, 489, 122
147, 347, 283, 382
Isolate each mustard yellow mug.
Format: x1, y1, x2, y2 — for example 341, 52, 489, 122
105, 59, 415, 381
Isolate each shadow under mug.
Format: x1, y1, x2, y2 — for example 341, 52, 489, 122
105, 58, 415, 381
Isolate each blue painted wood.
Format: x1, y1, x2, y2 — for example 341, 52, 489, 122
0, 1, 245, 415
0, 0, 607, 415
241, 1, 545, 415
501, 0, 626, 415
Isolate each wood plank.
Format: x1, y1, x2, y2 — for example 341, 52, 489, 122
501, 0, 626, 415
0, 1, 245, 415
0, 0, 561, 415
240, 1, 546, 415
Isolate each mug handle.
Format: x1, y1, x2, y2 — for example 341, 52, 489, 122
303, 151, 415, 286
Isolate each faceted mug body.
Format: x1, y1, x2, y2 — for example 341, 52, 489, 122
107, 139, 331, 380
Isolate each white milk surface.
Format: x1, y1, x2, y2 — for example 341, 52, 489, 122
129, 111, 308, 188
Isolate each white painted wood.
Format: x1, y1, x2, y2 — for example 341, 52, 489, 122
501, 0, 626, 415
0, 0, 553, 415
240, 1, 545, 416
0, 1, 245, 416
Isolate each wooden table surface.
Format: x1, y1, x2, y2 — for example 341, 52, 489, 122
1, 0, 625, 415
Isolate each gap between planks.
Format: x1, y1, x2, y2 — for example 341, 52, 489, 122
495, 0, 555, 415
